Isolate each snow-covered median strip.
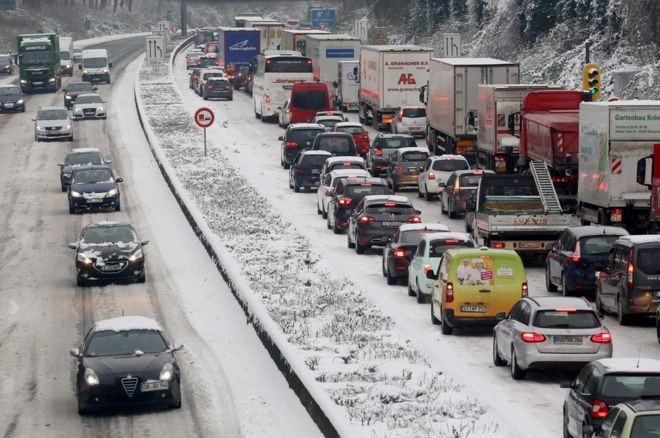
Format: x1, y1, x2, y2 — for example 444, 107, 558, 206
134, 42, 498, 438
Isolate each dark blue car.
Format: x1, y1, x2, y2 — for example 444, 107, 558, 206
546, 225, 628, 295
289, 150, 331, 192
326, 177, 390, 233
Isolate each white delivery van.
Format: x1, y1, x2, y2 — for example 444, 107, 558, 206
80, 48, 111, 84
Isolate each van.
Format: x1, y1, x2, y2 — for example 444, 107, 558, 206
287, 82, 334, 124
80, 49, 111, 84
428, 247, 527, 334
59, 36, 74, 76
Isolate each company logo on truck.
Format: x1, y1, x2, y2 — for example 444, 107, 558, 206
229, 40, 257, 52
397, 73, 416, 85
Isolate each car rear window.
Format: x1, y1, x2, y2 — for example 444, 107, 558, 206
337, 126, 364, 134
631, 415, 660, 437
203, 72, 222, 80
459, 174, 483, 187
579, 235, 621, 256
402, 151, 428, 161
292, 90, 328, 110
317, 137, 353, 154
636, 248, 660, 275
289, 128, 324, 143
533, 310, 600, 329
433, 159, 469, 172
600, 375, 660, 398
317, 119, 341, 128
429, 239, 474, 257
301, 155, 329, 166
344, 184, 388, 198
366, 203, 413, 215
376, 138, 416, 149
329, 162, 364, 172
402, 108, 426, 118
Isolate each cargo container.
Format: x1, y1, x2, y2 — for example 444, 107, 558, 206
335, 60, 359, 111
306, 34, 360, 83
281, 29, 329, 56
216, 27, 260, 85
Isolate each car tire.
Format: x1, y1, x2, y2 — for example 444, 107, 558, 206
392, 183, 398, 192
617, 295, 630, 325
440, 306, 453, 335
137, 273, 146, 283
416, 281, 426, 303
69, 135, 74, 142
546, 264, 558, 292
441, 196, 448, 214
326, 216, 331, 230
76, 275, 87, 287
431, 300, 440, 325
510, 347, 526, 380
316, 202, 322, 215
596, 288, 605, 314
288, 177, 293, 189
656, 318, 660, 344
321, 207, 327, 219
69, 203, 75, 214
448, 199, 457, 218
77, 399, 88, 415
417, 185, 424, 198
115, 201, 121, 212
408, 281, 416, 297
493, 334, 506, 366
356, 241, 367, 255
293, 181, 300, 193
61, 184, 67, 192
333, 221, 342, 235
203, 93, 208, 100
283, 162, 290, 170
382, 259, 387, 277
561, 275, 571, 297
386, 266, 397, 285
347, 232, 355, 249
424, 185, 433, 201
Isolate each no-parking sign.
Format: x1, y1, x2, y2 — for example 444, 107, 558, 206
194, 107, 214, 128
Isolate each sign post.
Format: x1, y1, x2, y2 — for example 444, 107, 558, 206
194, 107, 214, 157
354, 18, 368, 43
442, 33, 461, 57
145, 35, 165, 71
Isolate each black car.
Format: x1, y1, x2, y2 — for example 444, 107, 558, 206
561, 358, 660, 438
440, 169, 494, 218
366, 134, 417, 176
69, 221, 148, 285
233, 66, 250, 90
63, 82, 97, 109
0, 54, 13, 75
347, 195, 422, 254
0, 85, 25, 113
279, 123, 326, 169
68, 165, 122, 214
59, 148, 110, 191
311, 132, 358, 157
70, 315, 182, 414
289, 150, 331, 192
202, 77, 233, 100
327, 177, 389, 234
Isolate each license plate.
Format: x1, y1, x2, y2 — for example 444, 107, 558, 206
553, 335, 583, 345
517, 241, 543, 249
5, 103, 13, 108
86, 198, 103, 203
382, 221, 402, 227
101, 264, 122, 272
141, 380, 169, 392
33, 82, 43, 85
460, 305, 487, 313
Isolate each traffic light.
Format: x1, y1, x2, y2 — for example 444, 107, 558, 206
582, 63, 601, 101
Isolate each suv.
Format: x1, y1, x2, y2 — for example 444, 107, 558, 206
561, 358, 660, 438
418, 154, 470, 200
0, 54, 13, 75
596, 235, 660, 325
366, 134, 416, 176
279, 123, 326, 169
311, 132, 358, 157
202, 77, 232, 100
327, 176, 389, 234
386, 147, 429, 192
440, 169, 494, 218
588, 399, 660, 437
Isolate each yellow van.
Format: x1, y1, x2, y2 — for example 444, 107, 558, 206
428, 247, 528, 335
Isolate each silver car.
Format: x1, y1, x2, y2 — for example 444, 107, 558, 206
493, 296, 612, 380
34, 106, 73, 142
72, 93, 106, 120
391, 106, 426, 137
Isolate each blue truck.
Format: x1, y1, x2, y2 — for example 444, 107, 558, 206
216, 27, 260, 89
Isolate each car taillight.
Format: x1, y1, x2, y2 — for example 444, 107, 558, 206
592, 400, 609, 419
590, 331, 612, 344
611, 208, 623, 223
337, 197, 352, 206
454, 178, 460, 190
393, 248, 406, 258
423, 263, 432, 273
371, 148, 381, 157
427, 172, 436, 180
521, 332, 546, 343
294, 166, 304, 174
444, 282, 454, 303
325, 188, 335, 196
571, 241, 581, 262
521, 282, 528, 297
394, 165, 404, 174
627, 249, 634, 289
358, 214, 374, 224
286, 141, 298, 148
407, 216, 422, 223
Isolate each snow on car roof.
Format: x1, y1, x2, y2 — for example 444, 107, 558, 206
398, 147, 429, 154
329, 168, 370, 177
363, 195, 410, 203
528, 296, 592, 310
423, 231, 472, 241
301, 150, 332, 155
325, 156, 365, 164
399, 223, 450, 232
289, 123, 325, 129
596, 358, 660, 373
71, 148, 101, 154
315, 115, 344, 121
617, 235, 660, 244
334, 122, 362, 128
434, 154, 468, 161
76, 93, 100, 98
93, 316, 162, 333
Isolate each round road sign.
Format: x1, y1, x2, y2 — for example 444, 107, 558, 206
194, 107, 215, 128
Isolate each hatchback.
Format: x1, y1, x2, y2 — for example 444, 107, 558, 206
203, 77, 233, 100
588, 399, 660, 438
279, 123, 325, 169
418, 155, 470, 200
386, 147, 429, 192
440, 169, 494, 218
319, 156, 367, 179
0, 85, 25, 113
317, 168, 370, 218
72, 93, 106, 120
314, 115, 345, 131
63, 82, 97, 109
333, 122, 370, 157
366, 134, 417, 176
68, 165, 122, 213
327, 177, 389, 234
59, 148, 110, 192
289, 150, 331, 192
34, 106, 73, 142
311, 132, 358, 157
391, 106, 426, 137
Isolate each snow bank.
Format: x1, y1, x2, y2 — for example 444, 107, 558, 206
134, 38, 499, 438
74, 32, 151, 49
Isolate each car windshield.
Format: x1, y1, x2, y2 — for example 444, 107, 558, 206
600, 375, 660, 398
459, 174, 484, 187
631, 415, 660, 438
429, 239, 474, 257
60, 52, 71, 61
292, 90, 328, 110
76, 95, 102, 104
289, 129, 324, 144
376, 137, 416, 149
401, 151, 428, 161
344, 184, 388, 198
366, 203, 413, 215
72, 169, 113, 184
82, 57, 107, 68
579, 235, 621, 256
37, 109, 67, 120
636, 248, 660, 275
20, 50, 54, 64
433, 159, 469, 172
82, 226, 136, 245
66, 153, 103, 166
67, 83, 94, 92
533, 310, 600, 329
317, 137, 353, 154
0, 86, 20, 96
301, 155, 329, 166
85, 330, 168, 357
402, 108, 426, 118
336, 126, 363, 134
0, 56, 10, 65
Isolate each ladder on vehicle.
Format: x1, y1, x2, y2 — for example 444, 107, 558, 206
530, 160, 563, 214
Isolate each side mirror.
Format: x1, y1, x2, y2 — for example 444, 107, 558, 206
495, 312, 506, 321
69, 347, 81, 358
108, 62, 112, 68
559, 381, 574, 389
171, 343, 184, 352
31, 118, 36, 121
58, 162, 65, 167
67, 242, 78, 249
278, 136, 284, 141
425, 269, 437, 280
598, 311, 604, 320
141, 240, 150, 246
115, 177, 123, 183
332, 81, 338, 88
62, 89, 67, 93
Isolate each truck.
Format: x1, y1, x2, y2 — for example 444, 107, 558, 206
477, 84, 561, 173
239, 18, 284, 50
305, 34, 360, 83
517, 90, 584, 212
216, 27, 260, 85
335, 60, 359, 111
194, 27, 217, 46
358, 45, 432, 131
420, 58, 519, 161
234, 14, 265, 27
577, 100, 660, 231
16, 33, 61, 93
636, 143, 660, 233
59, 36, 73, 76
466, 170, 577, 255
281, 29, 329, 56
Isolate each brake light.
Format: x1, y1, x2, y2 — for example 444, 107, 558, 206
294, 166, 304, 174
342, 162, 352, 167
552, 176, 567, 183
384, 202, 396, 207
611, 208, 623, 223
394, 165, 404, 174
427, 172, 436, 180
521, 282, 528, 297
521, 332, 546, 343
592, 400, 609, 419
590, 331, 612, 344
407, 216, 422, 223
442, 239, 460, 244
265, 95, 271, 104
627, 253, 634, 289
491, 241, 505, 249
454, 178, 460, 190
444, 282, 454, 302
325, 188, 335, 196
555, 308, 577, 313
423, 263, 432, 273
337, 197, 352, 206
207, 85, 213, 90
393, 248, 406, 258
571, 240, 581, 262
286, 141, 298, 148
358, 214, 374, 224
374, 148, 383, 157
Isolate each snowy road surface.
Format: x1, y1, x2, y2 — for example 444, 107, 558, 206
0, 36, 321, 438
171, 47, 660, 437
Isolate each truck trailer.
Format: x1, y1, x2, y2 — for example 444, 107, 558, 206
216, 27, 260, 85
17, 33, 61, 93
306, 34, 360, 83
248, 21, 285, 51
335, 60, 359, 111
637, 143, 660, 233
281, 29, 329, 56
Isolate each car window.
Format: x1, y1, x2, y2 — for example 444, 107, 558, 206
563, 233, 577, 252
72, 169, 114, 184
85, 330, 168, 356
376, 137, 416, 149
580, 235, 621, 255
631, 414, 660, 438
82, 226, 136, 245
584, 368, 601, 395
336, 126, 363, 134
0, 86, 20, 96
636, 247, 660, 275
429, 239, 473, 258
600, 375, 660, 398
432, 159, 469, 172
511, 302, 530, 325
533, 310, 600, 329
446, 174, 456, 187
508, 301, 523, 321
66, 153, 103, 166
610, 410, 627, 438
317, 137, 353, 154
0, 56, 10, 65
613, 248, 623, 270
574, 364, 593, 392
401, 108, 426, 118
401, 230, 427, 246
289, 129, 324, 143
605, 248, 616, 271
76, 95, 102, 104
344, 184, 388, 198
458, 174, 482, 187
37, 109, 68, 120
600, 408, 620, 436
401, 151, 428, 161
68, 83, 94, 92
301, 155, 329, 167
365, 203, 413, 215
292, 90, 328, 110
329, 162, 364, 172
416, 240, 426, 257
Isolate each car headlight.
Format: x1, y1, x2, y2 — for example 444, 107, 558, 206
73, 108, 82, 113
84, 367, 100, 386
159, 363, 174, 381
20, 79, 27, 84
77, 253, 93, 264
103, 69, 109, 73
63, 172, 72, 178
128, 248, 143, 262
82, 70, 88, 75
36, 125, 45, 131
65, 95, 72, 100
70, 190, 82, 198
97, 106, 104, 112
15, 99, 23, 105
64, 124, 71, 130
106, 188, 117, 197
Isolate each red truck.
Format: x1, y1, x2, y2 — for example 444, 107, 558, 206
517, 90, 583, 211
637, 143, 660, 233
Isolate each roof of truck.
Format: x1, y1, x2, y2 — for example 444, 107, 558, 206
524, 112, 579, 132
361, 45, 432, 52
307, 34, 360, 41
217, 26, 260, 32
582, 100, 660, 107
434, 57, 517, 66
282, 29, 330, 34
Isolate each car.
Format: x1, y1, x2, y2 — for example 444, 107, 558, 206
33, 106, 73, 142
202, 76, 233, 100
327, 176, 389, 234
0, 54, 14, 75
347, 195, 421, 254
72, 93, 106, 120
289, 150, 332, 192
186, 49, 204, 68
546, 226, 629, 296
279, 123, 326, 169
68, 165, 122, 214
561, 358, 660, 438
0, 84, 25, 113
319, 156, 367, 179
493, 296, 612, 380
588, 399, 660, 438
428, 247, 528, 335
418, 155, 471, 200
194, 68, 226, 95
407, 232, 475, 301
63, 82, 97, 109
68, 221, 148, 285
72, 47, 83, 63
382, 223, 451, 286
278, 99, 291, 128
333, 122, 371, 157
391, 106, 426, 137
311, 132, 358, 157
314, 110, 346, 120
70, 315, 182, 414
233, 66, 250, 91
440, 169, 494, 218
58, 148, 110, 192
386, 147, 430, 192
366, 134, 417, 176
286, 82, 335, 124
317, 168, 371, 219
314, 115, 345, 131
189, 68, 203, 90
198, 53, 220, 68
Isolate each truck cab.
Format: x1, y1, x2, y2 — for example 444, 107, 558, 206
17, 33, 61, 93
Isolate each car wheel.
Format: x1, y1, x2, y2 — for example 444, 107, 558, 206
61, 184, 67, 192
546, 263, 558, 292
424, 185, 433, 201
382, 258, 387, 277
510, 347, 526, 380
69, 203, 75, 214
283, 162, 290, 170
431, 300, 440, 325
326, 215, 331, 230
392, 183, 398, 192
492, 334, 506, 366
288, 177, 293, 189
595, 288, 605, 314
115, 201, 121, 212
356, 241, 367, 254
203, 93, 208, 100
77, 398, 88, 415
316, 201, 322, 215
448, 199, 457, 218
561, 275, 571, 297
417, 185, 424, 198
293, 181, 300, 192
333, 220, 342, 235
441, 195, 448, 214
347, 231, 355, 249
440, 305, 453, 335
408, 280, 416, 297
656, 318, 660, 344
416, 280, 426, 303
69, 135, 74, 142
386, 265, 397, 285
617, 295, 630, 325
321, 207, 327, 219
76, 275, 87, 287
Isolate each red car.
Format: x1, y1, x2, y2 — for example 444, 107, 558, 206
287, 82, 335, 124
333, 122, 370, 157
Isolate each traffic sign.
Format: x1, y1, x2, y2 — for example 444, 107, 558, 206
158, 21, 170, 32
442, 33, 461, 57
194, 107, 214, 128
354, 19, 368, 43
145, 36, 165, 65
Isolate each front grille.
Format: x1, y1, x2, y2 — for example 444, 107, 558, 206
121, 376, 138, 397
83, 109, 95, 115
45, 126, 61, 131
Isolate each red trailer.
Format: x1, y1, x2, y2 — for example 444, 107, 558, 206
637, 143, 660, 233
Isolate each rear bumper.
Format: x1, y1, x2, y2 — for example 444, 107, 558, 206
387, 258, 412, 278
206, 90, 232, 98
391, 175, 419, 187
443, 309, 503, 328
294, 175, 320, 188
356, 227, 398, 247
517, 350, 612, 370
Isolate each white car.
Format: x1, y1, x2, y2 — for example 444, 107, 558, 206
319, 156, 367, 179
407, 232, 475, 303
278, 99, 291, 128
72, 93, 106, 120
391, 106, 426, 137
317, 168, 370, 218
34, 106, 73, 142
314, 110, 346, 120
417, 154, 470, 200
314, 115, 345, 131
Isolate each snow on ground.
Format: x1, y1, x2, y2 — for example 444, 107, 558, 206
74, 32, 151, 49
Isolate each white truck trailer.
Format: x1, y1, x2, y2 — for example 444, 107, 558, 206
335, 60, 359, 111
246, 21, 285, 51
577, 100, 660, 231
358, 45, 432, 131
305, 34, 360, 83
421, 58, 519, 161
281, 29, 329, 56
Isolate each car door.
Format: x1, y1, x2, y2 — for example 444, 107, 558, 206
496, 300, 522, 359
601, 247, 624, 310
548, 231, 568, 284
384, 229, 398, 271
506, 301, 530, 360
443, 173, 457, 207
419, 158, 432, 190
408, 240, 424, 287
329, 181, 343, 226
566, 364, 595, 435
349, 199, 365, 241
317, 173, 331, 211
